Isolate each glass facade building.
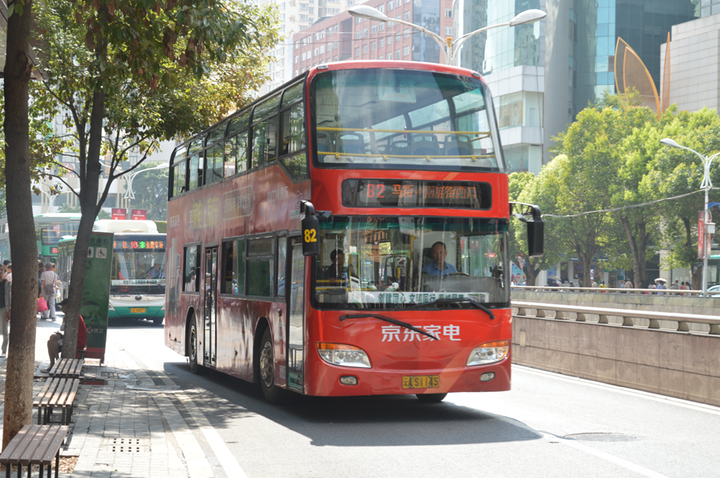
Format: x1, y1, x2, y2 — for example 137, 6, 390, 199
573, 0, 696, 116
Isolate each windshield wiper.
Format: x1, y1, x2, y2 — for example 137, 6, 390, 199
339, 313, 439, 340
405, 298, 495, 320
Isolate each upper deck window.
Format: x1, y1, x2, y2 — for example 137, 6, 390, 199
311, 69, 502, 171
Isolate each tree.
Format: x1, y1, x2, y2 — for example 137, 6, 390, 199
642, 107, 720, 287
3, 0, 40, 450
33, 0, 280, 357
126, 163, 168, 221
509, 171, 564, 286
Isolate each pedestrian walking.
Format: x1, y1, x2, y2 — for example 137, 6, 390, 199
40, 262, 58, 321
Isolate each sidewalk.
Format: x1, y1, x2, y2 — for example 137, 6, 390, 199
0, 316, 222, 478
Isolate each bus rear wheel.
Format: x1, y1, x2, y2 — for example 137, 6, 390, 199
188, 314, 202, 374
259, 327, 286, 404
416, 393, 447, 403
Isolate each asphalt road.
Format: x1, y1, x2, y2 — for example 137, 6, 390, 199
106, 318, 720, 478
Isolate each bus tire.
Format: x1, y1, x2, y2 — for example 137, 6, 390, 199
188, 314, 202, 375
153, 317, 163, 325
258, 327, 286, 404
416, 393, 447, 403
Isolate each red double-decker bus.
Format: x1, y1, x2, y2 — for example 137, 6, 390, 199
165, 60, 543, 403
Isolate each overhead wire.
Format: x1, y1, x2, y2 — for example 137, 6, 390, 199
542, 188, 716, 218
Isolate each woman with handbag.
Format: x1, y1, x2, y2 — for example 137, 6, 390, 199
0, 265, 11, 357
40, 262, 57, 321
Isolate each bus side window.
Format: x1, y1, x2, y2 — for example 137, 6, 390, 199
220, 241, 235, 294
184, 245, 200, 292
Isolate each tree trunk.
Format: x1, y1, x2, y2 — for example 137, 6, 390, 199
2, 0, 39, 450
526, 261, 540, 286
62, 88, 104, 357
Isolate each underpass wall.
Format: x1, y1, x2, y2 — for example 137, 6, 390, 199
511, 289, 720, 315
511, 316, 720, 407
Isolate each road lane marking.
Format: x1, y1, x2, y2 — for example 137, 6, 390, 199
540, 431, 670, 478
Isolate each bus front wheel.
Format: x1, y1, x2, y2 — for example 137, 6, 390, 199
416, 393, 447, 403
189, 314, 202, 375
259, 327, 286, 404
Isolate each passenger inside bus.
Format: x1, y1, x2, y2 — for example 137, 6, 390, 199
327, 249, 356, 285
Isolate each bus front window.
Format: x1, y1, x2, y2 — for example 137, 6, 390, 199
312, 69, 502, 171
313, 217, 509, 309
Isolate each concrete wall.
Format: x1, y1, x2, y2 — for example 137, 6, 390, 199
512, 315, 720, 407
511, 289, 720, 316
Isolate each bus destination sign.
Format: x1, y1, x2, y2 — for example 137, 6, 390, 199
342, 179, 492, 209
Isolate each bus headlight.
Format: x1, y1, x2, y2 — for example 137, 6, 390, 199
108, 302, 115, 311
316, 342, 371, 368
466, 340, 510, 366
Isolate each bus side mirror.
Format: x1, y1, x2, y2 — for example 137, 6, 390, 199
527, 206, 544, 258
301, 200, 320, 257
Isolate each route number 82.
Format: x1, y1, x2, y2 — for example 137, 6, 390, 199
304, 228, 317, 243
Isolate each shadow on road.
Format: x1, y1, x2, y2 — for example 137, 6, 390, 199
162, 363, 541, 447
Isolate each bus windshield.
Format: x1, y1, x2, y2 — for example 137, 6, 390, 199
111, 236, 166, 294
313, 216, 509, 309
311, 69, 501, 171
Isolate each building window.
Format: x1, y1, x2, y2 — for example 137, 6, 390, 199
404, 11, 410, 20
301, 52, 306, 61
314, 48, 319, 56
363, 28, 368, 37
379, 23, 384, 31
363, 44, 368, 54
395, 49, 400, 59
371, 41, 376, 51
396, 33, 402, 42
320, 45, 324, 54
387, 35, 392, 45
295, 55, 299, 64
379, 55, 383, 60
300, 3, 307, 10
403, 46, 409, 56
404, 28, 409, 38
379, 5, 384, 13
445, 26, 452, 36
371, 25, 377, 33
445, 9, 452, 17
388, 0, 393, 10
379, 38, 384, 47
356, 31, 361, 39
355, 47, 360, 57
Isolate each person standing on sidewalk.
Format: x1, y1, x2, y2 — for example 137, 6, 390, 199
0, 265, 11, 357
40, 262, 58, 321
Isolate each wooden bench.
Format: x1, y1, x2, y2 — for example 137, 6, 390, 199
33, 378, 80, 425
48, 359, 82, 378
0, 425, 68, 478
48, 358, 83, 379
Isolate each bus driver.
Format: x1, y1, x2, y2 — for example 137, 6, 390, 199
423, 241, 457, 277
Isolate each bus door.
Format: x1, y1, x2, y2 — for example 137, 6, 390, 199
204, 246, 218, 366
287, 238, 305, 391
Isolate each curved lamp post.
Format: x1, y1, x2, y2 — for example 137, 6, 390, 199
660, 138, 720, 297
123, 162, 169, 200
348, 5, 546, 66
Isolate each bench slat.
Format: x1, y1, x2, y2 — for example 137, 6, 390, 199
32, 379, 55, 407
47, 378, 68, 407
18, 427, 50, 465
0, 426, 33, 463
33, 425, 69, 465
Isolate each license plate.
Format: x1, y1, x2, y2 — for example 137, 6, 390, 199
130, 308, 146, 313
402, 375, 440, 389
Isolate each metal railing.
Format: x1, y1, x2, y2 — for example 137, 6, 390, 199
512, 285, 705, 296
512, 300, 720, 335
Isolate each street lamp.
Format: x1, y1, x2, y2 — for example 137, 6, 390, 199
660, 138, 720, 297
123, 162, 169, 200
348, 5, 546, 66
